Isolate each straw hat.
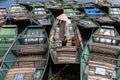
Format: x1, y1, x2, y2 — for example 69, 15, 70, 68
57, 13, 68, 21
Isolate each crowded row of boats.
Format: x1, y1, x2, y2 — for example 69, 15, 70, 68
0, 0, 120, 80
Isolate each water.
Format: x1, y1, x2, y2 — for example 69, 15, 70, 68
0, 0, 16, 10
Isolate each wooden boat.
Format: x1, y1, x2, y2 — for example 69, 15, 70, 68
18, 0, 44, 7
44, 1, 63, 11
49, 20, 84, 64
10, 4, 29, 22
44, 0, 76, 11
0, 25, 17, 63
62, 0, 77, 6
81, 25, 120, 80
84, 6, 114, 24
72, 17, 100, 29
73, 2, 96, 9
0, 8, 8, 26
32, 6, 54, 26
95, 0, 112, 7
109, 6, 120, 22
0, 25, 49, 80
63, 6, 85, 18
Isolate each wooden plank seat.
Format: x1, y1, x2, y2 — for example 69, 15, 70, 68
93, 34, 120, 41
56, 46, 77, 52
6, 68, 36, 80
34, 14, 48, 19
20, 48, 46, 54
88, 42, 120, 55
12, 44, 47, 50
14, 56, 45, 68
89, 53, 116, 65
56, 46, 78, 63
88, 52, 117, 80
19, 34, 46, 39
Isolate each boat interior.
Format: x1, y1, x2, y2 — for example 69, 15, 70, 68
85, 26, 120, 80
32, 6, 54, 26
109, 7, 120, 22
0, 8, 7, 25
85, 7, 113, 23
0, 26, 49, 80
50, 21, 83, 64
10, 4, 29, 20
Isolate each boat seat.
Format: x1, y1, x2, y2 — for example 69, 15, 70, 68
88, 42, 119, 55
19, 34, 46, 39
88, 53, 116, 80
56, 46, 77, 52
12, 44, 47, 50
14, 55, 45, 68
6, 68, 36, 80
93, 34, 120, 41
20, 48, 46, 54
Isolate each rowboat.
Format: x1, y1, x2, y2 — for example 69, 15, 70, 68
72, 16, 100, 29
81, 25, 120, 80
109, 6, 120, 22
63, 5, 85, 18
45, 0, 76, 12
84, 6, 114, 24
95, 0, 112, 7
0, 8, 8, 26
10, 4, 29, 22
0, 25, 17, 63
0, 25, 49, 80
32, 6, 54, 26
62, 0, 77, 6
49, 20, 84, 64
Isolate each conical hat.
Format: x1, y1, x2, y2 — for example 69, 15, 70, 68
57, 13, 68, 21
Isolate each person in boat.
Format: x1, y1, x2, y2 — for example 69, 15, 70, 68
57, 13, 70, 46
72, 35, 77, 46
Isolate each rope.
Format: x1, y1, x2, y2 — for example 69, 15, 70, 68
48, 64, 69, 80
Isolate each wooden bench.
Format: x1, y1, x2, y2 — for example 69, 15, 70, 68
19, 34, 46, 39
12, 44, 47, 50
93, 34, 120, 41
88, 42, 119, 55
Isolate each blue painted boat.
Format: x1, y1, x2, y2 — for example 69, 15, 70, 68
84, 6, 113, 23
85, 7, 105, 17
0, 25, 49, 80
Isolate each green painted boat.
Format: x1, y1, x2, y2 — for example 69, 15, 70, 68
32, 6, 54, 26
0, 25, 17, 63
109, 6, 120, 22
0, 8, 8, 27
63, 5, 85, 18
81, 26, 120, 80
49, 20, 84, 64
10, 4, 29, 22
0, 25, 49, 80
72, 17, 100, 29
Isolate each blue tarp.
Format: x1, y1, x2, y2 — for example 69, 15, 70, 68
84, 7, 105, 17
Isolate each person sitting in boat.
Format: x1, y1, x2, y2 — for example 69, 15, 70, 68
72, 35, 77, 46
57, 13, 71, 46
